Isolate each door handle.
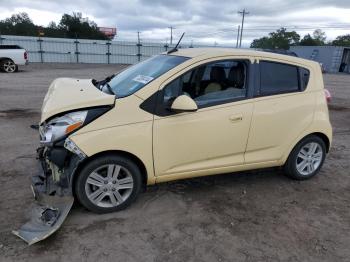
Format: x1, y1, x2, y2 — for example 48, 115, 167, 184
229, 115, 243, 122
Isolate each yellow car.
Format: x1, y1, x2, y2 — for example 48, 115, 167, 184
14, 48, 332, 244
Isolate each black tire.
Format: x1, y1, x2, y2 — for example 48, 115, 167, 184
284, 135, 326, 180
0, 59, 17, 73
75, 155, 142, 214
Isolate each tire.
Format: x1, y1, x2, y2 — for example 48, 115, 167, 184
75, 155, 142, 214
284, 135, 326, 180
0, 59, 17, 73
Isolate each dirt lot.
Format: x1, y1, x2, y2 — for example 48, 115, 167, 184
0, 64, 349, 262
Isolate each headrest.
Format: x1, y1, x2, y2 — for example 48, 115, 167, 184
228, 63, 245, 88
210, 66, 226, 82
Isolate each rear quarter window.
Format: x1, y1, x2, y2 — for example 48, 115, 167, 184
259, 61, 310, 96
299, 67, 310, 90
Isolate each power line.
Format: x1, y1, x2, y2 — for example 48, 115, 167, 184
185, 25, 350, 39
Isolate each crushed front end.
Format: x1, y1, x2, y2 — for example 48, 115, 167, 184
13, 138, 86, 245
12, 108, 110, 245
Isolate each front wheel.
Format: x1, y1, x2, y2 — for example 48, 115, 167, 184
284, 135, 326, 180
75, 155, 142, 213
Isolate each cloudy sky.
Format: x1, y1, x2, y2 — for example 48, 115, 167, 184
0, 0, 349, 46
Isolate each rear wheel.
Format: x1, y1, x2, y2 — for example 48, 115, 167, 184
1, 59, 17, 73
75, 155, 142, 213
284, 135, 326, 180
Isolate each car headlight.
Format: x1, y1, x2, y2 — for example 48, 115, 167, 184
40, 110, 88, 144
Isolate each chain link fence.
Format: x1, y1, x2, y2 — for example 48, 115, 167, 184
0, 34, 217, 64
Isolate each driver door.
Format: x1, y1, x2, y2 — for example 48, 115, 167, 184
153, 58, 255, 179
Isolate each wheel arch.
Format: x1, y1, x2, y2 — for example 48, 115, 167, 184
311, 132, 330, 153
282, 131, 331, 165
0, 57, 14, 62
71, 150, 149, 194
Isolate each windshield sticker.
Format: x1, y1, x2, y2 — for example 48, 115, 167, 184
132, 75, 154, 84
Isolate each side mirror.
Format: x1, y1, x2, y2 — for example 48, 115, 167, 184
170, 95, 198, 112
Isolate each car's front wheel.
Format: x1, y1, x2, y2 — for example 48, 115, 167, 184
284, 135, 326, 180
75, 155, 142, 213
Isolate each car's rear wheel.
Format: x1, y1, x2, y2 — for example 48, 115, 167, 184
284, 135, 326, 180
75, 155, 142, 213
1, 59, 18, 73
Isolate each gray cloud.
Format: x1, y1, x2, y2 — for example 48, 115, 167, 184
0, 0, 349, 45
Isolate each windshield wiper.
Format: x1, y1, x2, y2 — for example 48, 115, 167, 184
92, 74, 116, 89
104, 82, 115, 96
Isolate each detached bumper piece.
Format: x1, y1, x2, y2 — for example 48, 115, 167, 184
13, 145, 82, 245
12, 194, 73, 245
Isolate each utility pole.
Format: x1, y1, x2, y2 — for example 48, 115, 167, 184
238, 9, 249, 48
168, 26, 175, 45
137, 31, 142, 62
236, 25, 240, 48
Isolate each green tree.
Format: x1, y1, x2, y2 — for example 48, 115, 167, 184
250, 28, 300, 50
313, 29, 326, 43
58, 13, 107, 39
299, 34, 318, 46
0, 12, 37, 36
300, 29, 327, 46
332, 34, 350, 47
0, 12, 109, 40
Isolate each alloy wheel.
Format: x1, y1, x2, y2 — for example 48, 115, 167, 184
3, 60, 16, 73
84, 164, 134, 208
296, 142, 323, 176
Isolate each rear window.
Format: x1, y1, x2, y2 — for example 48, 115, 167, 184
0, 45, 22, 49
260, 61, 299, 95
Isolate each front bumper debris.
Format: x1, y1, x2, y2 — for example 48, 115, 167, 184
12, 194, 73, 245
13, 145, 83, 245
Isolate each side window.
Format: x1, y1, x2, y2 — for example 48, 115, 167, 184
162, 60, 249, 109
300, 67, 310, 90
163, 77, 182, 106
259, 61, 299, 96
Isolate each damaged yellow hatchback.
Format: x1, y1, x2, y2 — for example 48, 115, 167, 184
13, 47, 332, 244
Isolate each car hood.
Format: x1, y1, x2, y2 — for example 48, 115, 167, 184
41, 78, 115, 123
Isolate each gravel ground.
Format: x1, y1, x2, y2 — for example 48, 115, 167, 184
0, 63, 349, 262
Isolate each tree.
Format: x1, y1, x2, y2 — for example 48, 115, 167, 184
0, 12, 108, 40
5, 12, 33, 25
313, 29, 326, 43
332, 34, 350, 47
250, 28, 300, 50
300, 29, 327, 46
58, 13, 107, 39
299, 34, 318, 46
0, 12, 37, 36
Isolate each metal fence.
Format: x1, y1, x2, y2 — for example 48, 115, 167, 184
0, 34, 216, 64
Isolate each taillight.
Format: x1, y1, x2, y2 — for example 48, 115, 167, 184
324, 89, 331, 103
24, 51, 28, 60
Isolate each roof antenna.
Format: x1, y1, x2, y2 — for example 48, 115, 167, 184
167, 32, 185, 54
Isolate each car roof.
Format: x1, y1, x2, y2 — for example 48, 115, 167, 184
168, 48, 316, 67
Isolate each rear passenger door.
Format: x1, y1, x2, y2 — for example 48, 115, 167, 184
245, 59, 314, 164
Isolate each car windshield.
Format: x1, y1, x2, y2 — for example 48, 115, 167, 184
107, 55, 189, 97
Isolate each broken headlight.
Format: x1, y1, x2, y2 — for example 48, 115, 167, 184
40, 110, 88, 145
